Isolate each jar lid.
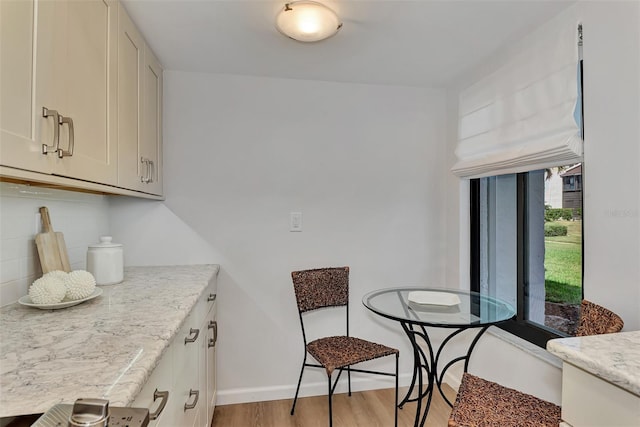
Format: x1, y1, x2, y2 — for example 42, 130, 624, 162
88, 236, 123, 249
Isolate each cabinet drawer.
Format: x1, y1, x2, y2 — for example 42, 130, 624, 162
174, 313, 200, 380
192, 282, 216, 327
132, 347, 172, 426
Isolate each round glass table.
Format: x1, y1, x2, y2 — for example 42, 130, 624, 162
362, 287, 516, 427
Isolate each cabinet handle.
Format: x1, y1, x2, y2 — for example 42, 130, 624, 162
149, 389, 169, 420
184, 328, 199, 344
140, 157, 149, 183
208, 320, 217, 348
140, 157, 146, 182
207, 293, 216, 302
41, 107, 60, 155
183, 389, 199, 411
57, 115, 74, 158
148, 160, 154, 183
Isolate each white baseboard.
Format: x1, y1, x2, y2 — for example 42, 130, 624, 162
443, 369, 461, 392
217, 373, 414, 406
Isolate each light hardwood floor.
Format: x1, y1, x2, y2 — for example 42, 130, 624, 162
211, 385, 456, 427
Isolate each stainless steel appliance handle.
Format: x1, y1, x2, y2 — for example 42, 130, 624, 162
149, 389, 169, 420
183, 389, 199, 411
184, 328, 199, 344
42, 107, 60, 155
57, 115, 74, 158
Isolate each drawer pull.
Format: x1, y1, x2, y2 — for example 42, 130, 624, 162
207, 293, 217, 302
183, 389, 199, 411
184, 328, 200, 344
208, 338, 215, 348
149, 389, 169, 420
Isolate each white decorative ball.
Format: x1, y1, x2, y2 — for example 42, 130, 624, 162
64, 270, 97, 301
29, 274, 67, 304
46, 270, 69, 282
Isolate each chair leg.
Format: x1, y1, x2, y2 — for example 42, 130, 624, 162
347, 365, 352, 396
394, 353, 399, 427
328, 373, 333, 427
291, 356, 307, 415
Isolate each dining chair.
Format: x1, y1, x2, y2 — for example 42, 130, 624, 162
448, 299, 624, 427
290, 266, 400, 427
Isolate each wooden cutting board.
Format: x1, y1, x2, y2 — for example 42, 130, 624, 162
35, 206, 71, 273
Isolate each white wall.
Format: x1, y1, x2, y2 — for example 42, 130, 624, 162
109, 72, 448, 403
0, 182, 109, 305
445, 1, 640, 404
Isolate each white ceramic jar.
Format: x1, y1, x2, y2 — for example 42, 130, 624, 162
87, 236, 124, 285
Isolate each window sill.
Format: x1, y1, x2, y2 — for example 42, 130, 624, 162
487, 326, 563, 369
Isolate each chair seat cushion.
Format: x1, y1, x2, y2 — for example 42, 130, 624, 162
448, 373, 561, 427
307, 336, 398, 375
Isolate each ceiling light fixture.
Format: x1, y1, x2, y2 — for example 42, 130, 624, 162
276, 1, 342, 43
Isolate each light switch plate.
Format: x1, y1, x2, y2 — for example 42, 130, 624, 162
290, 212, 302, 232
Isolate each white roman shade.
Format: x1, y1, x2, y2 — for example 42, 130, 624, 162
452, 21, 582, 179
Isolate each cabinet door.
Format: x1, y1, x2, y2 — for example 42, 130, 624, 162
141, 47, 163, 196
199, 315, 209, 427
174, 316, 201, 427
117, 4, 146, 192
206, 302, 218, 424
0, 0, 52, 173
50, 0, 118, 185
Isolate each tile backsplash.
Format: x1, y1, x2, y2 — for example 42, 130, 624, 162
0, 182, 109, 306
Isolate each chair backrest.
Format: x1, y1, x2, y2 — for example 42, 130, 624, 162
292, 267, 349, 313
291, 267, 349, 348
576, 299, 624, 337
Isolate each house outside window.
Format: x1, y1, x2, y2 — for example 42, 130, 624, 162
561, 164, 583, 219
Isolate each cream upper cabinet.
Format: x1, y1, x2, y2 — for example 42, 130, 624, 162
141, 47, 163, 196
49, 0, 118, 184
118, 4, 163, 196
0, 0, 50, 173
117, 4, 145, 192
1, 0, 118, 185
1, 0, 162, 198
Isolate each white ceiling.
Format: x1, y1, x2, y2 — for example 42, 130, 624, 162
121, 0, 574, 88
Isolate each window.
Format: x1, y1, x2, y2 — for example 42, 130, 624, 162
563, 175, 582, 192
470, 165, 583, 347
455, 22, 584, 347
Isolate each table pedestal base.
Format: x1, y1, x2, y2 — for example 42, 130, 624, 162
399, 322, 490, 427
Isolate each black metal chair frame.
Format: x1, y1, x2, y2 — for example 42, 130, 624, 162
290, 291, 399, 427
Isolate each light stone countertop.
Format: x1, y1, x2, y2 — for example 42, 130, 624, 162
0, 264, 220, 418
547, 330, 640, 396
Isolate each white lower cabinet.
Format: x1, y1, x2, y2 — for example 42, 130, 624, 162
132, 348, 172, 427
132, 278, 218, 426
560, 363, 640, 427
